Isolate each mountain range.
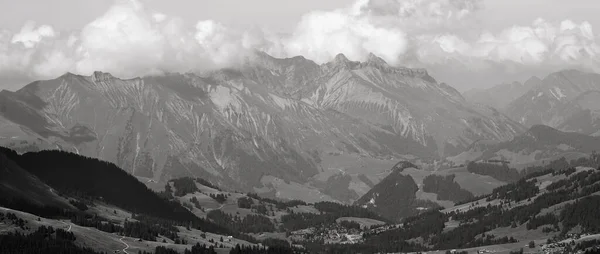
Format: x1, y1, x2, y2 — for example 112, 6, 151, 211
464, 76, 542, 110
0, 51, 523, 203
3, 51, 600, 254
449, 124, 600, 167
466, 69, 600, 136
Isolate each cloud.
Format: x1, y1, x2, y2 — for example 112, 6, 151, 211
358, 0, 482, 31
10, 21, 56, 48
277, 0, 481, 65
0, 0, 268, 81
282, 8, 407, 64
152, 13, 167, 23
0, 0, 600, 89
74, 0, 166, 76
414, 18, 600, 71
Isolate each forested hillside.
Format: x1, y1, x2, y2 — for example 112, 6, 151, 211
0, 147, 198, 223
2, 145, 600, 254
319, 160, 600, 253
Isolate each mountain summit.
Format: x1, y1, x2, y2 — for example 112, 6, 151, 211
505, 69, 600, 128
0, 52, 523, 202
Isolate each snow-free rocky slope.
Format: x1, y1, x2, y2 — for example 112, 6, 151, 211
505, 69, 600, 130
463, 76, 542, 110
0, 52, 523, 202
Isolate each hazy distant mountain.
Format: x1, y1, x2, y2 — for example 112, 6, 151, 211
449, 124, 600, 166
505, 69, 600, 129
463, 76, 541, 110
0, 51, 523, 201
556, 90, 600, 136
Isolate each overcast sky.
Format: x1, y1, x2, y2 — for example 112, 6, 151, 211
2, 0, 599, 32
0, 0, 354, 31
1, 0, 600, 91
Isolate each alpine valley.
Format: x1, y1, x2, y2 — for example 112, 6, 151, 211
3, 52, 600, 254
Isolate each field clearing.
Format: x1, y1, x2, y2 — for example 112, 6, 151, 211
290, 205, 320, 214
509, 151, 589, 171
427, 232, 600, 254
400, 168, 430, 185
87, 203, 135, 223
318, 153, 398, 186
415, 190, 454, 208
487, 223, 554, 242
443, 220, 460, 232
249, 231, 287, 241
442, 197, 502, 214
336, 217, 386, 228
435, 166, 506, 196
426, 241, 541, 254
1, 206, 130, 253
174, 226, 254, 249
136, 176, 165, 192
399, 168, 455, 207
256, 175, 336, 203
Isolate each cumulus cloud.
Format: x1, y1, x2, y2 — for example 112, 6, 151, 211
357, 0, 482, 32
0, 0, 272, 81
282, 8, 407, 64
277, 0, 481, 65
10, 21, 56, 48
1, 0, 600, 89
415, 18, 600, 70
74, 0, 166, 76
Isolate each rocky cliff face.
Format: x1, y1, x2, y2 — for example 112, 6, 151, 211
0, 52, 523, 202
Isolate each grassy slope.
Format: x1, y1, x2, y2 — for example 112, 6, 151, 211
0, 205, 255, 254
336, 217, 386, 228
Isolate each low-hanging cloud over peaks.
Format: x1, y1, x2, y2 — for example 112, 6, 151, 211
1, 0, 600, 90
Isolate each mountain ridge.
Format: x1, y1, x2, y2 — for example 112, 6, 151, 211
449, 124, 600, 167
0, 51, 523, 203
463, 75, 542, 110
505, 69, 600, 128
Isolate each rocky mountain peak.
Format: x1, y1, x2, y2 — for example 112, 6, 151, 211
333, 53, 351, 64
59, 72, 79, 78
326, 53, 358, 70
91, 71, 116, 82
551, 69, 586, 77
366, 53, 388, 67
318, 53, 359, 72
243, 51, 320, 75
324, 52, 433, 81
504, 69, 600, 128
523, 76, 542, 88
